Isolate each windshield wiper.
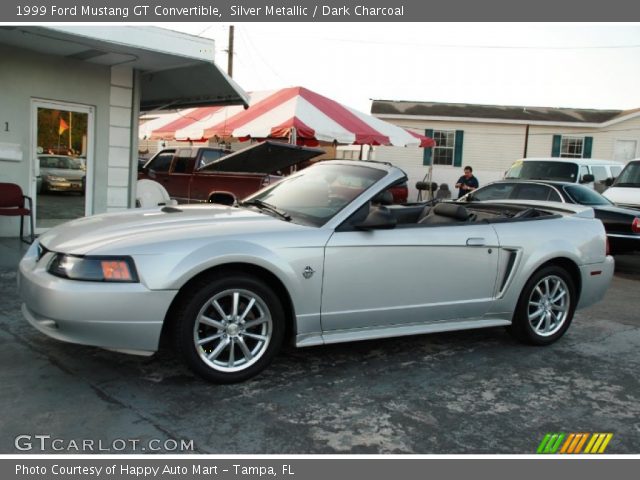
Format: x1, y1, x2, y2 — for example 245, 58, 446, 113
239, 199, 292, 221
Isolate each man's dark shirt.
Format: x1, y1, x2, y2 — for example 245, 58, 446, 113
456, 175, 479, 198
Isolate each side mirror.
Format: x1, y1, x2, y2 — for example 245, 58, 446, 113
580, 174, 595, 183
354, 207, 397, 230
604, 177, 614, 187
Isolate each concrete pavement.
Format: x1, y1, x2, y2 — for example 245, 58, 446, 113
0, 238, 638, 454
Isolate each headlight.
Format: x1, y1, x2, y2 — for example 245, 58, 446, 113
48, 254, 139, 283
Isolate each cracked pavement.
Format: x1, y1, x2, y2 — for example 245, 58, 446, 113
1, 240, 638, 454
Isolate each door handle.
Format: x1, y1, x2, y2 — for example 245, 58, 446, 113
466, 237, 486, 246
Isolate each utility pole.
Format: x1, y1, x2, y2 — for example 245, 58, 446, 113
227, 25, 234, 78
523, 124, 530, 158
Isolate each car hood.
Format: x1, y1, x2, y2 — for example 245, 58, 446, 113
38, 205, 305, 255
41, 168, 85, 180
603, 187, 640, 208
198, 140, 325, 174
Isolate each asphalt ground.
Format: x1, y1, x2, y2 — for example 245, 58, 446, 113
0, 238, 638, 454
35, 192, 85, 229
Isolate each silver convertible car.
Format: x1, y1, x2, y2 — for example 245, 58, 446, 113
19, 161, 614, 383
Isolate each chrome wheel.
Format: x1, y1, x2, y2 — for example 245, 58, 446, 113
527, 275, 570, 337
193, 288, 273, 373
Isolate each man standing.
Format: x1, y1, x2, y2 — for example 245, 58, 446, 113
455, 166, 479, 199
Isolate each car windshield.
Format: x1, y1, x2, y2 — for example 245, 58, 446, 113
40, 156, 83, 170
505, 161, 579, 182
242, 163, 387, 227
562, 184, 612, 206
613, 161, 640, 187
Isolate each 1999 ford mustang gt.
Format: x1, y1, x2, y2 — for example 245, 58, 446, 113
19, 161, 614, 383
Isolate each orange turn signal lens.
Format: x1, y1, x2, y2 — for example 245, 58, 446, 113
101, 260, 133, 281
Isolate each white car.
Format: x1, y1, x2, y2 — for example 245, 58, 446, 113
603, 159, 640, 210
19, 161, 614, 383
38, 155, 85, 194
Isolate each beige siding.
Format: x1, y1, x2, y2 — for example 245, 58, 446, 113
526, 117, 640, 161
374, 114, 640, 199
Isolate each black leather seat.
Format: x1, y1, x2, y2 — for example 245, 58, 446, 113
418, 203, 471, 224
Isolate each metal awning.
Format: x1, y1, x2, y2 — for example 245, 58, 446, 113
0, 26, 249, 110
140, 63, 247, 111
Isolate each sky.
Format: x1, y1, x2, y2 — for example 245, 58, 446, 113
165, 23, 640, 114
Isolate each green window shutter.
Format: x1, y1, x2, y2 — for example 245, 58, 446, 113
453, 130, 464, 167
423, 129, 433, 166
551, 135, 562, 157
583, 136, 593, 158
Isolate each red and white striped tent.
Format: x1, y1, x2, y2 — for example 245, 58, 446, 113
139, 86, 434, 148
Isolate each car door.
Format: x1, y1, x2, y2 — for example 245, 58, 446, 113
320, 222, 500, 332
168, 149, 196, 203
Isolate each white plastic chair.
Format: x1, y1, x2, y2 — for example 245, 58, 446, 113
135, 179, 178, 208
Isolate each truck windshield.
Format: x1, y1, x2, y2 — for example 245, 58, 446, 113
613, 161, 640, 187
505, 161, 579, 182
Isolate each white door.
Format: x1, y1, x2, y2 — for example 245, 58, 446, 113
31, 100, 94, 232
614, 140, 637, 162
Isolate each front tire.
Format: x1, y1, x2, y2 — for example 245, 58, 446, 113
507, 265, 576, 345
174, 273, 285, 383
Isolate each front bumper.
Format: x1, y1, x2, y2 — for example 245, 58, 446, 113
576, 255, 615, 310
19, 248, 178, 354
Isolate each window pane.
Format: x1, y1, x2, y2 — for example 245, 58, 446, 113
548, 189, 562, 202
517, 161, 579, 182
433, 148, 453, 165
560, 137, 584, 158
514, 184, 554, 201
563, 185, 611, 205
172, 157, 194, 174
148, 152, 174, 172
591, 166, 607, 181
200, 149, 227, 166
472, 183, 516, 201
433, 130, 455, 166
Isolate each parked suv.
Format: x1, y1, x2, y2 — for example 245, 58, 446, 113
505, 158, 624, 193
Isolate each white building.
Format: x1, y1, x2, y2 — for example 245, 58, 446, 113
0, 26, 246, 237
365, 100, 640, 200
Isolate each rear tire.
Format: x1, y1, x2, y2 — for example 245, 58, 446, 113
507, 265, 576, 345
174, 273, 285, 383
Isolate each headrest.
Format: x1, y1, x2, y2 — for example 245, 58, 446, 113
433, 203, 470, 220
373, 190, 394, 205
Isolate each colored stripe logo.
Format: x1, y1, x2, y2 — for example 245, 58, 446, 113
537, 433, 613, 454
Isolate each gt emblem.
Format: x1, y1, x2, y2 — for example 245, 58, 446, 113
302, 266, 315, 279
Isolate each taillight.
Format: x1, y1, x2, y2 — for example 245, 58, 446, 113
632, 217, 640, 234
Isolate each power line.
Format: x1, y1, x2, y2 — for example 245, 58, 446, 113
249, 31, 640, 50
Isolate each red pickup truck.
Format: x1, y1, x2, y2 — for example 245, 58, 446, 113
139, 141, 325, 205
